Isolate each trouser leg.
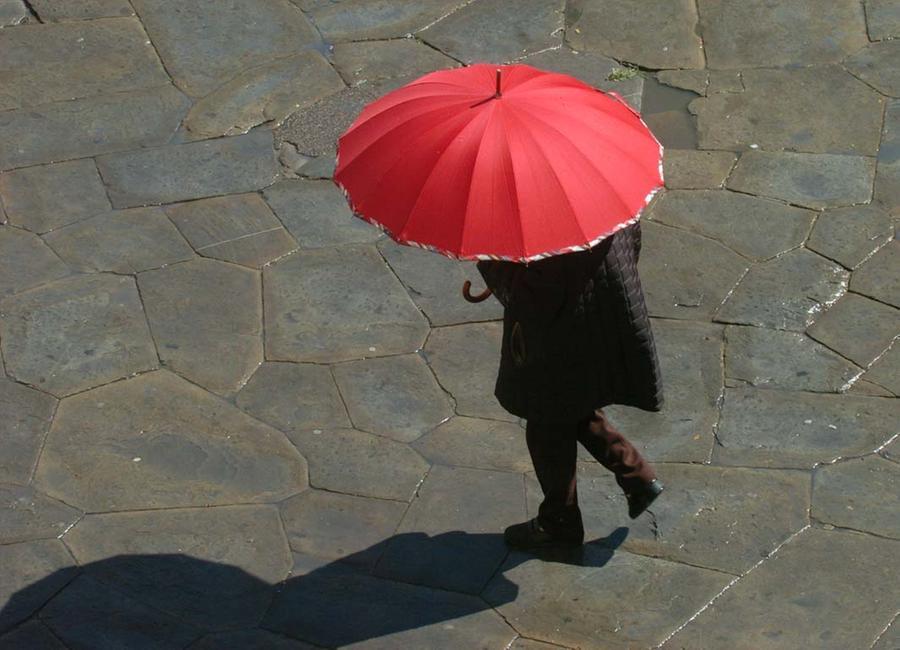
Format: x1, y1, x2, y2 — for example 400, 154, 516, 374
525, 418, 583, 534
576, 409, 656, 492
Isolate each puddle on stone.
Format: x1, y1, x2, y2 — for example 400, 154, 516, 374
641, 77, 699, 150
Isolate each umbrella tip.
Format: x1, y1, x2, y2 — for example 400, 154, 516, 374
495, 68, 502, 97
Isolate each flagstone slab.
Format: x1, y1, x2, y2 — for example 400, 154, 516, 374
0, 540, 76, 634
807, 205, 894, 269
565, 0, 703, 70
0, 485, 80, 545
277, 86, 378, 157
813, 456, 900, 538
850, 241, 899, 307
639, 221, 749, 320
0, 159, 110, 233
662, 151, 736, 190
660, 528, 900, 650
0, 0, 28, 26
657, 69, 708, 95
0, 378, 56, 485
807, 292, 898, 367
64, 505, 290, 629
484, 545, 729, 649
263, 246, 428, 363
714, 388, 900, 468
649, 190, 814, 260
374, 465, 525, 594
866, 0, 900, 40
412, 416, 531, 473
332, 354, 452, 442
0, 621, 66, 650
423, 322, 514, 422
0, 85, 190, 170
691, 66, 885, 155
845, 40, 900, 98
863, 342, 900, 396
875, 100, 900, 209
726, 151, 876, 209
0, 274, 157, 397
0, 227, 69, 298
131, 0, 320, 97
184, 51, 344, 139
33, 371, 308, 511
332, 39, 457, 87
191, 630, 318, 650
716, 249, 849, 331
725, 326, 860, 393
378, 238, 502, 326
286, 428, 428, 502
44, 208, 194, 273
697, 0, 867, 69
263, 180, 382, 249
291, 0, 463, 41
28, 0, 132, 21
97, 130, 278, 208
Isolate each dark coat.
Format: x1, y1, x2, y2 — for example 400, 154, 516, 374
476, 222, 663, 422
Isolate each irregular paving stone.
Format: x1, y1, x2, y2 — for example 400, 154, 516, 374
873, 619, 900, 650
237, 362, 349, 433
375, 465, 525, 594
97, 130, 278, 208
807, 292, 898, 367
184, 51, 344, 139
423, 322, 514, 422
138, 258, 262, 395
287, 428, 428, 502
662, 151, 736, 189
296, 151, 336, 180
0, 159, 110, 233
29, 0, 133, 21
717, 249, 849, 331
0, 485, 80, 544
333, 39, 456, 87
0, 85, 190, 170
165, 194, 296, 268
566, 0, 703, 69
0, 378, 56, 485
276, 85, 378, 157
333, 354, 452, 442
412, 416, 531, 473
876, 100, 900, 208
661, 528, 900, 650
0, 274, 157, 397
813, 456, 899, 538
292, 0, 463, 41
131, 0, 321, 97
698, 0, 867, 68
863, 342, 900, 396
640, 77, 700, 150
420, 0, 563, 64
43, 208, 194, 273
657, 69, 708, 95
263, 180, 382, 249
691, 66, 885, 155
725, 326, 860, 393
280, 490, 406, 568
0, 18, 169, 110
727, 151, 876, 209
264, 246, 428, 362
807, 205, 894, 269
845, 40, 900, 98
0, 620, 66, 650
64, 505, 290, 629
509, 639, 562, 650
714, 388, 900, 468
866, 0, 900, 40
706, 70, 744, 94
0, 539, 76, 633
639, 221, 749, 320
378, 238, 502, 326
0, 0, 28, 26
484, 545, 729, 649
851, 241, 899, 307
33, 371, 308, 511
850, 378, 897, 397
190, 629, 318, 650
649, 190, 814, 260
0, 227, 69, 297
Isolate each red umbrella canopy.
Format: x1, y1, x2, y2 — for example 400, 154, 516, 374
334, 63, 663, 262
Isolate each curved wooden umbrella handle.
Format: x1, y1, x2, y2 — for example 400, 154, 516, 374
462, 280, 493, 303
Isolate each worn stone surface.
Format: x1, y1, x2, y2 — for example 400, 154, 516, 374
661, 528, 900, 650
864, 342, 900, 396
876, 99, 900, 209
412, 416, 531, 473
333, 39, 456, 87
657, 69, 708, 95
851, 241, 899, 308
807, 292, 898, 367
30, 0, 134, 21
725, 326, 860, 393
0, 485, 80, 545
662, 151, 736, 189
184, 51, 344, 139
866, 0, 900, 40
727, 151, 876, 209
139, 258, 261, 395
639, 221, 749, 320
0, 378, 56, 485
706, 70, 744, 94
873, 619, 900, 650
292, 0, 462, 41
276, 85, 378, 157
264, 246, 428, 362
0, 620, 66, 650
717, 249, 849, 331
0, 227, 69, 297
0, 0, 28, 26
44, 208, 194, 273
0, 85, 190, 170
33, 371, 307, 511
649, 190, 814, 260
0, 274, 157, 397
287, 428, 428, 502
813, 456, 899, 538
97, 130, 278, 208
692, 66, 884, 155
0, 540, 76, 634
190, 630, 318, 650
807, 205, 894, 269
263, 180, 382, 249
0, 159, 110, 233
714, 388, 899, 468
845, 40, 900, 98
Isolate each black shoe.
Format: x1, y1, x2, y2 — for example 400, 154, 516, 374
626, 479, 664, 519
504, 518, 584, 549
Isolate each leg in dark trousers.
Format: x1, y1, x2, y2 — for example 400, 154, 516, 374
525, 417, 583, 537
576, 409, 657, 493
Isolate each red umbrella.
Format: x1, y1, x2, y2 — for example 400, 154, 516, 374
334, 63, 663, 264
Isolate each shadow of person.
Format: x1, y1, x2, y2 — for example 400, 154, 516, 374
0, 528, 629, 648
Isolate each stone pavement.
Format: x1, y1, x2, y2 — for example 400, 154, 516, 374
0, 1, 898, 648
